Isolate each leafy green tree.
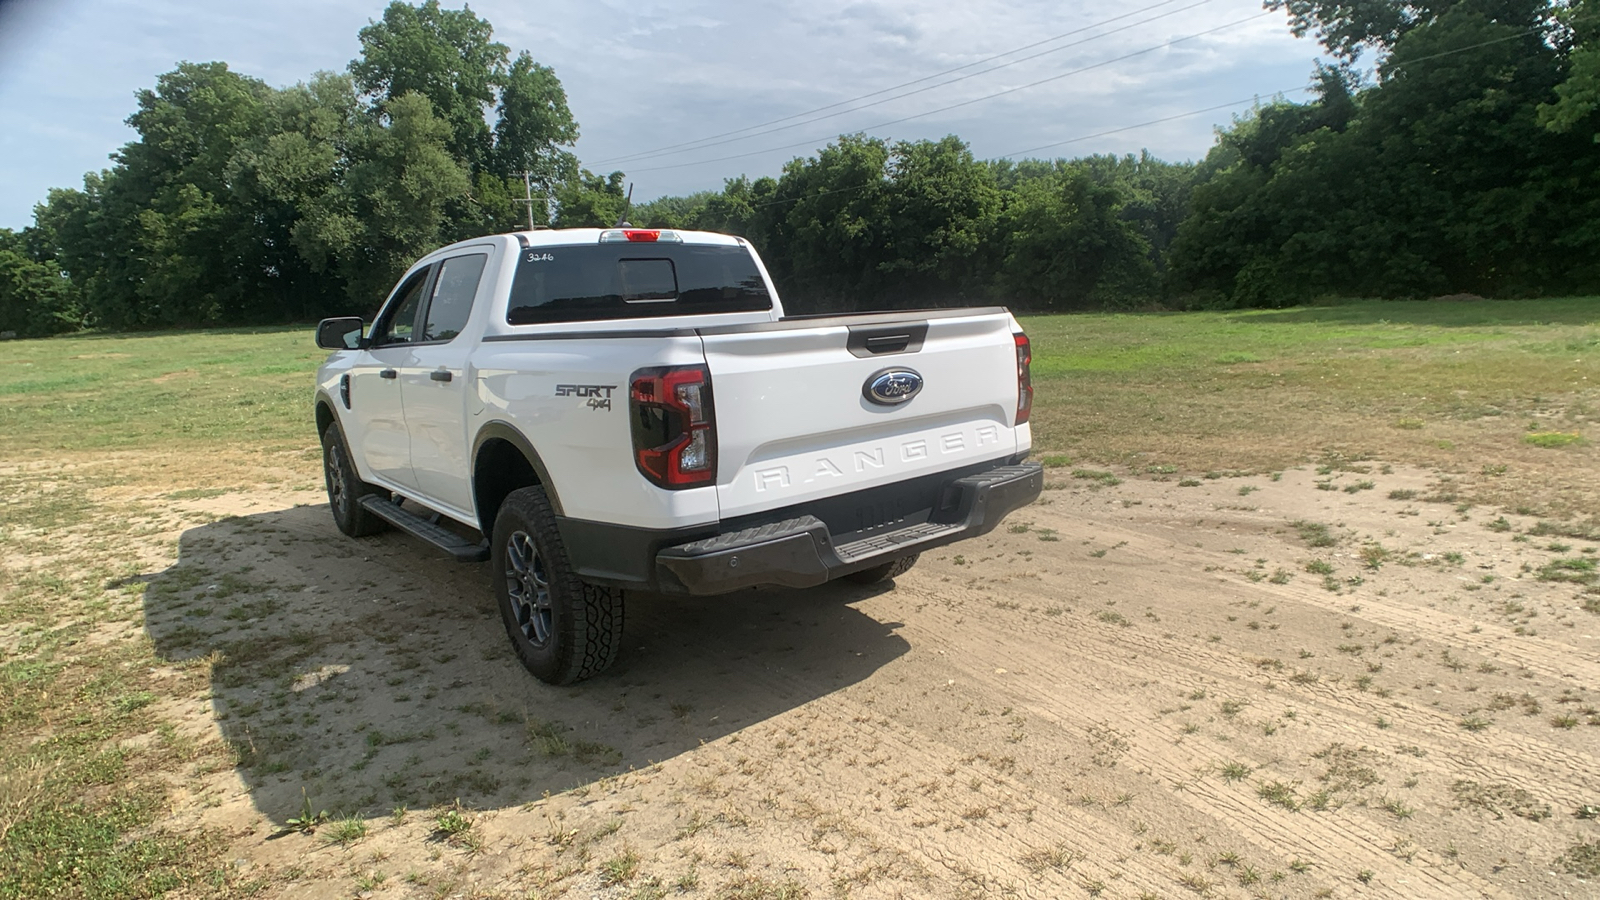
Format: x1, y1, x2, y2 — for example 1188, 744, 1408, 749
352, 2, 580, 239
295, 91, 474, 308
632, 191, 716, 229
0, 228, 82, 337
225, 71, 363, 319
755, 134, 893, 311
875, 136, 1000, 305
1266, 0, 1550, 60
552, 170, 627, 227
491, 52, 580, 183
351, 0, 505, 171
1169, 1, 1600, 303
995, 166, 1155, 310
44, 62, 278, 328
1540, 0, 1600, 140
689, 176, 777, 237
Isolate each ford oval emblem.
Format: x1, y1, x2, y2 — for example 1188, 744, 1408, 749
864, 368, 923, 406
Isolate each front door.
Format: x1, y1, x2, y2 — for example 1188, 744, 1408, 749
403, 249, 491, 516
348, 266, 433, 491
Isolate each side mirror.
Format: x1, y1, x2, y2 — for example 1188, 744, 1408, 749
316, 317, 365, 351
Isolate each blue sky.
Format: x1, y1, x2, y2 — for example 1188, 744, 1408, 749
0, 0, 1325, 230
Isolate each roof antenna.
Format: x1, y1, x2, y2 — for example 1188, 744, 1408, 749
613, 183, 634, 228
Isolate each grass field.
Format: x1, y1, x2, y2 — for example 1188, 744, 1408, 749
0, 297, 1597, 898
1023, 298, 1600, 518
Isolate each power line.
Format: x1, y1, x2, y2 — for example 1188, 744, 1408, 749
627, 11, 1273, 174
1004, 28, 1545, 157
999, 89, 1314, 159
593, 0, 1222, 166
738, 27, 1547, 213
592, 0, 1202, 165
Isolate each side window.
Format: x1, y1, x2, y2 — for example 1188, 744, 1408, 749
421, 254, 488, 342
371, 268, 431, 346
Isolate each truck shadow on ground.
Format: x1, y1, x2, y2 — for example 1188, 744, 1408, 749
141, 503, 908, 826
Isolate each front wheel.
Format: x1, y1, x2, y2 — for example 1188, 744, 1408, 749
322, 424, 388, 537
844, 553, 919, 586
492, 486, 624, 685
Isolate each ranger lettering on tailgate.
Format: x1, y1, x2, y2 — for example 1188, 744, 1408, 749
753, 424, 1002, 492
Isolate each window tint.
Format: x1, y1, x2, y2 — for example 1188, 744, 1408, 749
421, 253, 487, 342
373, 269, 430, 345
508, 243, 772, 325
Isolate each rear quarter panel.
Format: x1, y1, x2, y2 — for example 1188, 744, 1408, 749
474, 335, 721, 529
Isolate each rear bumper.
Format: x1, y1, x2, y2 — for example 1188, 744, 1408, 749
655, 461, 1043, 595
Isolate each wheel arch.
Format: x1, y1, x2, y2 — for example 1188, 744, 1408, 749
314, 392, 339, 441
472, 421, 562, 537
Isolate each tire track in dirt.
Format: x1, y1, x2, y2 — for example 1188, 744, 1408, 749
624, 596, 1251, 898
1016, 497, 1600, 687
869, 638, 1523, 897
870, 518, 1595, 895
864, 589, 1533, 899
895, 568, 1600, 819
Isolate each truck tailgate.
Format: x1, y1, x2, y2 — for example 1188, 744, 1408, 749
701, 310, 1026, 524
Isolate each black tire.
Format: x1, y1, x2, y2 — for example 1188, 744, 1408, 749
844, 553, 920, 586
492, 486, 624, 685
322, 424, 389, 537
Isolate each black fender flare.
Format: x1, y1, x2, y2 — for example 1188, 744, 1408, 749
314, 390, 347, 446
471, 420, 563, 517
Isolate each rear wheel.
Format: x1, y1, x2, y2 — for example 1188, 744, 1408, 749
322, 425, 388, 537
492, 486, 624, 685
844, 553, 919, 586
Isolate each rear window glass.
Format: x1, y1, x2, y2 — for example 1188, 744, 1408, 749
507, 243, 772, 325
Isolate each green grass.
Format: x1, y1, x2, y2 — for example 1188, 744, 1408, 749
0, 327, 323, 457
1523, 431, 1584, 448
1537, 557, 1598, 584
0, 794, 222, 899
1021, 298, 1599, 514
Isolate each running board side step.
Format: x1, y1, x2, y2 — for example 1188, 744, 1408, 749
359, 496, 489, 562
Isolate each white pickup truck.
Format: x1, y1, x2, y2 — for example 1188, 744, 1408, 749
314, 227, 1042, 683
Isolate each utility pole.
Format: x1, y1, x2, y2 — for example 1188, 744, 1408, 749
519, 171, 537, 231
518, 171, 558, 230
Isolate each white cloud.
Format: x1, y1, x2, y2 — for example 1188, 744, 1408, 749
0, 0, 1326, 228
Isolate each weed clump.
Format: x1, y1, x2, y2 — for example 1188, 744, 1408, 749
1291, 521, 1337, 548
1523, 431, 1583, 448
1557, 842, 1600, 877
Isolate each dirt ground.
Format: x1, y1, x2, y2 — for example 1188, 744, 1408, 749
28, 452, 1600, 899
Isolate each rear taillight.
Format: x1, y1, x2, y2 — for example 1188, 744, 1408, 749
1014, 332, 1033, 426
630, 365, 716, 489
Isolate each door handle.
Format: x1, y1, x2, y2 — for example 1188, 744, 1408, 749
380, 369, 397, 379
429, 369, 452, 383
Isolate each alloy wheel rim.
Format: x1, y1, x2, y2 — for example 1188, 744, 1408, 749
326, 444, 347, 514
505, 530, 552, 646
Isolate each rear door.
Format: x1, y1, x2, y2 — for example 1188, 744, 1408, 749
349, 266, 432, 490
701, 311, 1024, 522
402, 248, 491, 517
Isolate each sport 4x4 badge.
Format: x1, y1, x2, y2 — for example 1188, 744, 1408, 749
555, 384, 617, 411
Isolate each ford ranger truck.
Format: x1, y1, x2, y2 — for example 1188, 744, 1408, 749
313, 228, 1042, 684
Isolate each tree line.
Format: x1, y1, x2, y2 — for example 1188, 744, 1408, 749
2, 0, 1596, 337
